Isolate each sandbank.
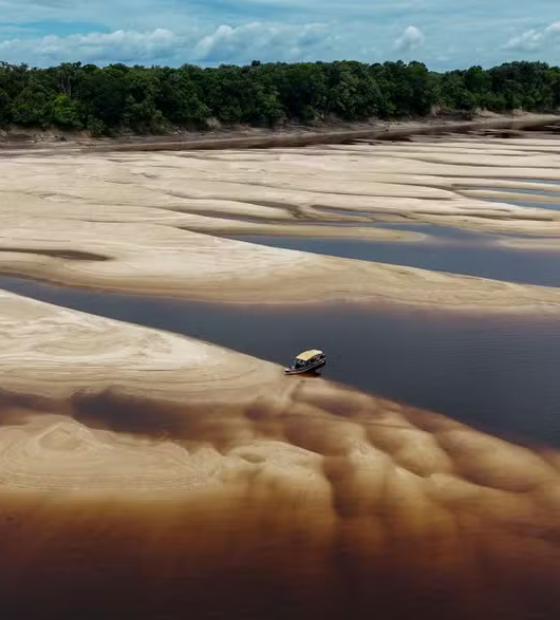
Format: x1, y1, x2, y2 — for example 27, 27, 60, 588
0, 216, 560, 315
2, 145, 560, 314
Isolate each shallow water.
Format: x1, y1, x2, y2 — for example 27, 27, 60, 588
2, 273, 560, 447
491, 186, 560, 197
466, 180, 560, 211
372, 220, 496, 241
231, 234, 560, 288
478, 194, 560, 211
314, 213, 498, 241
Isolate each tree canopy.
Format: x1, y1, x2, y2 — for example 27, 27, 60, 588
0, 59, 558, 136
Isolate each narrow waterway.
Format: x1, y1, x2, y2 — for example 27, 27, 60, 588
230, 233, 560, 287
464, 179, 560, 211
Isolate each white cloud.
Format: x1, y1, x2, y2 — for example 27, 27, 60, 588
0, 28, 185, 65
193, 22, 333, 63
1, 2, 560, 70
0, 23, 334, 67
394, 25, 425, 53
503, 20, 560, 52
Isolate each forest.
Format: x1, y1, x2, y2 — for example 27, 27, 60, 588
0, 59, 559, 136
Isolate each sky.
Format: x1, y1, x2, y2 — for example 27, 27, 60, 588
0, 0, 559, 70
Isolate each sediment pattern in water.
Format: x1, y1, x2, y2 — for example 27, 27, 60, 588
3, 384, 560, 620
0, 290, 559, 619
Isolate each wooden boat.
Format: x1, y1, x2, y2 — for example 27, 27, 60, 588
284, 349, 326, 375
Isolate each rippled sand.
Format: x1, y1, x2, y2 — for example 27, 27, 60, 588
2, 139, 560, 314
1, 290, 560, 619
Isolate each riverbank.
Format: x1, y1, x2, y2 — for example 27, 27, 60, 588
1, 111, 559, 152
92, 112, 560, 152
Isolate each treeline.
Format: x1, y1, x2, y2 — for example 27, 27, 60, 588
0, 59, 559, 136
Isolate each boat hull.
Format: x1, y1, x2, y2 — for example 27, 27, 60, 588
284, 360, 326, 375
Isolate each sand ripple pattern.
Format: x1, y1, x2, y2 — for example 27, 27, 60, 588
2, 139, 560, 313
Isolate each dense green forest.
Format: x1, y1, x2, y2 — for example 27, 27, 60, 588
0, 59, 558, 136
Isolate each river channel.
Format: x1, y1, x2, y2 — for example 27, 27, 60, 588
2, 271, 560, 447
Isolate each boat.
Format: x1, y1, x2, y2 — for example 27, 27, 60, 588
284, 349, 326, 375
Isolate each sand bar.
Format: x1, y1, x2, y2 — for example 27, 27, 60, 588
2, 143, 560, 314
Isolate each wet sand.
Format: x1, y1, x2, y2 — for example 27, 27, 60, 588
2, 290, 560, 619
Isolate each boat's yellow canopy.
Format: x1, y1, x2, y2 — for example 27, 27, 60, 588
296, 349, 323, 361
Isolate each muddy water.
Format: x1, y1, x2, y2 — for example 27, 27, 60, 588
2, 274, 560, 447
231, 233, 560, 288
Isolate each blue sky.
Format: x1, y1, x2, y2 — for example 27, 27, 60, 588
0, 0, 559, 69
